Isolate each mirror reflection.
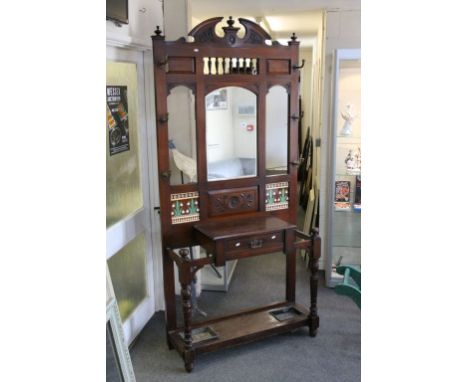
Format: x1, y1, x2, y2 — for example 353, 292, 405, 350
167, 86, 197, 185
266, 85, 288, 175
206, 86, 257, 181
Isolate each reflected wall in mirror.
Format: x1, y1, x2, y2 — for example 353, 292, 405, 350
206, 86, 257, 181
266, 85, 288, 176
167, 86, 197, 185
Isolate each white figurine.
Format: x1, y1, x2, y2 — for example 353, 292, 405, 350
340, 103, 356, 136
345, 149, 355, 169
345, 147, 361, 174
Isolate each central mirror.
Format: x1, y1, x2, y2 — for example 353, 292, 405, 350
205, 86, 257, 181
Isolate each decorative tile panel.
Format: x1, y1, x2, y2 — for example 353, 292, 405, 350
170, 191, 200, 224
265, 182, 289, 211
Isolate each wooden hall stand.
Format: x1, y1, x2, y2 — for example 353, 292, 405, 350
152, 17, 321, 372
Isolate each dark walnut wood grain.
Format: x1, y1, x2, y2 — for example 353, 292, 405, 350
168, 302, 309, 356
188, 16, 272, 47
152, 16, 320, 372
194, 216, 293, 266
167, 57, 195, 74
194, 216, 295, 241
267, 59, 291, 74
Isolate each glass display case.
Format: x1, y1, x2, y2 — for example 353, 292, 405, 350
326, 49, 361, 287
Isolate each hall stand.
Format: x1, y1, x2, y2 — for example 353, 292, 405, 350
152, 17, 321, 372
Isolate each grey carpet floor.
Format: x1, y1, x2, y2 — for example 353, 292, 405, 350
130, 253, 361, 382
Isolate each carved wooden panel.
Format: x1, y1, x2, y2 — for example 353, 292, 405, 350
188, 17, 271, 47
167, 57, 195, 74
267, 59, 291, 75
208, 187, 258, 217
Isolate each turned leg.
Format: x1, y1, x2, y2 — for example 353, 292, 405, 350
181, 282, 194, 372
179, 249, 195, 372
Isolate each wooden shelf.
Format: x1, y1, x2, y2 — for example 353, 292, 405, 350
169, 302, 310, 355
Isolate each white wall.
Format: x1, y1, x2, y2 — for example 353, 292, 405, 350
310, 15, 325, 194
299, 47, 314, 147
206, 89, 235, 163
106, 0, 164, 48
232, 88, 257, 159
164, 0, 191, 39
206, 87, 257, 163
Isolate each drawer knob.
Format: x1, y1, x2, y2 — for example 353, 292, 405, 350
250, 239, 263, 249
271, 235, 276, 240
235, 242, 241, 247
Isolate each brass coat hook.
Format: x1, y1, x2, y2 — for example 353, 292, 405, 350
293, 59, 305, 70
160, 170, 172, 178
159, 113, 169, 123
291, 114, 300, 120
157, 58, 168, 66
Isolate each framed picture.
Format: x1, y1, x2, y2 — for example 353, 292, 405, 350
237, 104, 256, 116
107, 85, 130, 156
334, 180, 351, 210
206, 88, 228, 110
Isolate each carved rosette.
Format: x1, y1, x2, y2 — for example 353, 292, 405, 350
213, 193, 253, 213
265, 182, 289, 211
208, 187, 258, 217
171, 192, 200, 224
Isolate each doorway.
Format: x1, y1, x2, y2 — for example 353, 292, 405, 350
106, 46, 159, 345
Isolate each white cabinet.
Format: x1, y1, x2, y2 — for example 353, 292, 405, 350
325, 49, 361, 287
201, 260, 238, 292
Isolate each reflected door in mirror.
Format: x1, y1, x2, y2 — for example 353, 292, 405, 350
266, 85, 288, 176
167, 86, 197, 185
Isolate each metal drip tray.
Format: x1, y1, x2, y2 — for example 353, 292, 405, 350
270, 306, 304, 322
179, 326, 218, 344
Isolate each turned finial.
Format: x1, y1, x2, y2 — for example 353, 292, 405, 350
227, 16, 235, 27
154, 25, 162, 36
291, 33, 297, 41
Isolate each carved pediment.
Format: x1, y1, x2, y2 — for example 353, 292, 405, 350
188, 16, 272, 47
